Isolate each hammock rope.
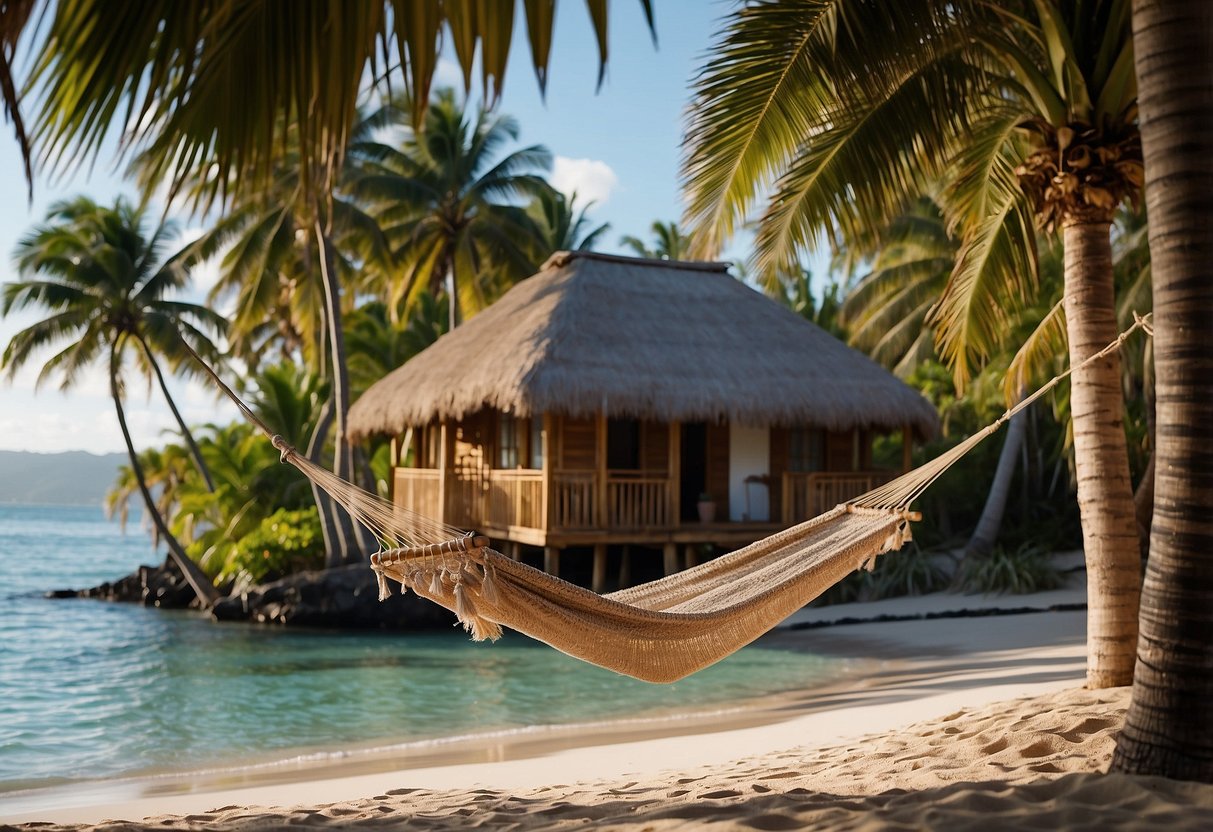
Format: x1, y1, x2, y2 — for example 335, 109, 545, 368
182, 313, 1152, 683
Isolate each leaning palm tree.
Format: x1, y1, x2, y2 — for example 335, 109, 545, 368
683, 0, 1142, 688
350, 91, 552, 326
1, 196, 224, 605
1110, 0, 1213, 782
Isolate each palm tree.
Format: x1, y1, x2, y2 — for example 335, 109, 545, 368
345, 299, 450, 399
350, 91, 551, 327
173, 129, 392, 567
1, 196, 224, 605
682, 0, 1143, 688
840, 199, 954, 377
620, 220, 690, 260
528, 188, 611, 257
1110, 0, 1213, 782
8, 2, 653, 203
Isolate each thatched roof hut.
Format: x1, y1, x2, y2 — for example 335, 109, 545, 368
348, 251, 938, 440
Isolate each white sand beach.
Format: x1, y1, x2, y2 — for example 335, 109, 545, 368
12, 575, 1211, 831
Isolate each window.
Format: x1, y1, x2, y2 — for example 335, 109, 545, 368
498, 414, 519, 469
788, 428, 825, 472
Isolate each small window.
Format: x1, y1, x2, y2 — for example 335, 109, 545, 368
498, 414, 519, 469
789, 428, 825, 473
529, 416, 545, 469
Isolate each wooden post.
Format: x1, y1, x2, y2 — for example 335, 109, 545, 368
684, 544, 699, 570
437, 421, 449, 524
541, 412, 553, 531
544, 546, 561, 578
663, 542, 679, 576
902, 424, 913, 472
508, 541, 522, 561
388, 436, 399, 502
668, 421, 681, 528
592, 543, 608, 594
596, 411, 608, 528
618, 544, 631, 588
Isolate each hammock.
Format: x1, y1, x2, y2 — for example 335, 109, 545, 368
186, 315, 1150, 684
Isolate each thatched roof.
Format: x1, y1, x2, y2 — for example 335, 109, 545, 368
348, 252, 939, 439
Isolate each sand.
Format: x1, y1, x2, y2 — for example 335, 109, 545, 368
5, 598, 1213, 830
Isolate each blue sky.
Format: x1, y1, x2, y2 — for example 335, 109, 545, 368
0, 1, 824, 455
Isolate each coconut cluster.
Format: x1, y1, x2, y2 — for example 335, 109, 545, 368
1015, 119, 1143, 232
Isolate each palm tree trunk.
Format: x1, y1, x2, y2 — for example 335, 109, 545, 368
109, 344, 219, 607
314, 222, 360, 563
1111, 0, 1213, 780
306, 396, 342, 568
963, 403, 1028, 559
135, 335, 215, 493
1062, 219, 1142, 689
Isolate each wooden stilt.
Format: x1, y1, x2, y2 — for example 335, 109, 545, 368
508, 541, 521, 561
663, 543, 679, 576
544, 546, 561, 577
592, 544, 608, 594
684, 544, 699, 570
618, 545, 631, 588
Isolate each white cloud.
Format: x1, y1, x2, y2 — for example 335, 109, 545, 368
550, 157, 619, 211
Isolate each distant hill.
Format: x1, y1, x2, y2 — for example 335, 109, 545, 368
0, 450, 127, 506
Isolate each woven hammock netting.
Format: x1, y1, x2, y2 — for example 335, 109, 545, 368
186, 315, 1151, 683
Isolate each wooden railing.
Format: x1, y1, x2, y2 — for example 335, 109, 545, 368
606, 470, 671, 529
486, 469, 544, 530
782, 471, 895, 523
401, 466, 893, 534
552, 470, 597, 530
393, 468, 442, 520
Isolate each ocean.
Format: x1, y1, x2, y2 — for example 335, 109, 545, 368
0, 503, 847, 793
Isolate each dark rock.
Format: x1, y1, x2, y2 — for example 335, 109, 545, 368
52, 558, 457, 631
213, 564, 458, 630
49, 556, 201, 609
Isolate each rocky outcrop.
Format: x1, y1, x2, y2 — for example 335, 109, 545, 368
210, 564, 458, 630
48, 556, 203, 609
52, 560, 459, 631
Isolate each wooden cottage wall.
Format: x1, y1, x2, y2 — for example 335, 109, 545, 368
640, 421, 669, 472
705, 422, 730, 504
561, 417, 597, 470
826, 430, 857, 471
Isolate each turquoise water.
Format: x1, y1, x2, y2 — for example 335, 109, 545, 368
0, 503, 845, 792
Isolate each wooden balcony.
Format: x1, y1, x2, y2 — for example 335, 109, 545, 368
394, 466, 897, 547
781, 470, 896, 524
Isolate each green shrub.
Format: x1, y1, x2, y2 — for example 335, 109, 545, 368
956, 543, 1064, 595
218, 508, 325, 588
872, 543, 951, 599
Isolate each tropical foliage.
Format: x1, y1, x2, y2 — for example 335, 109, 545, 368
1, 196, 225, 603
350, 91, 552, 325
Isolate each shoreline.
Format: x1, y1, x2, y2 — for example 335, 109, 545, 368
0, 605, 1088, 826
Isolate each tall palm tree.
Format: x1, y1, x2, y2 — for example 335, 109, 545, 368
1, 196, 224, 605
173, 131, 391, 567
1110, 0, 1213, 782
682, 0, 1143, 688
620, 220, 691, 261
350, 91, 552, 326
